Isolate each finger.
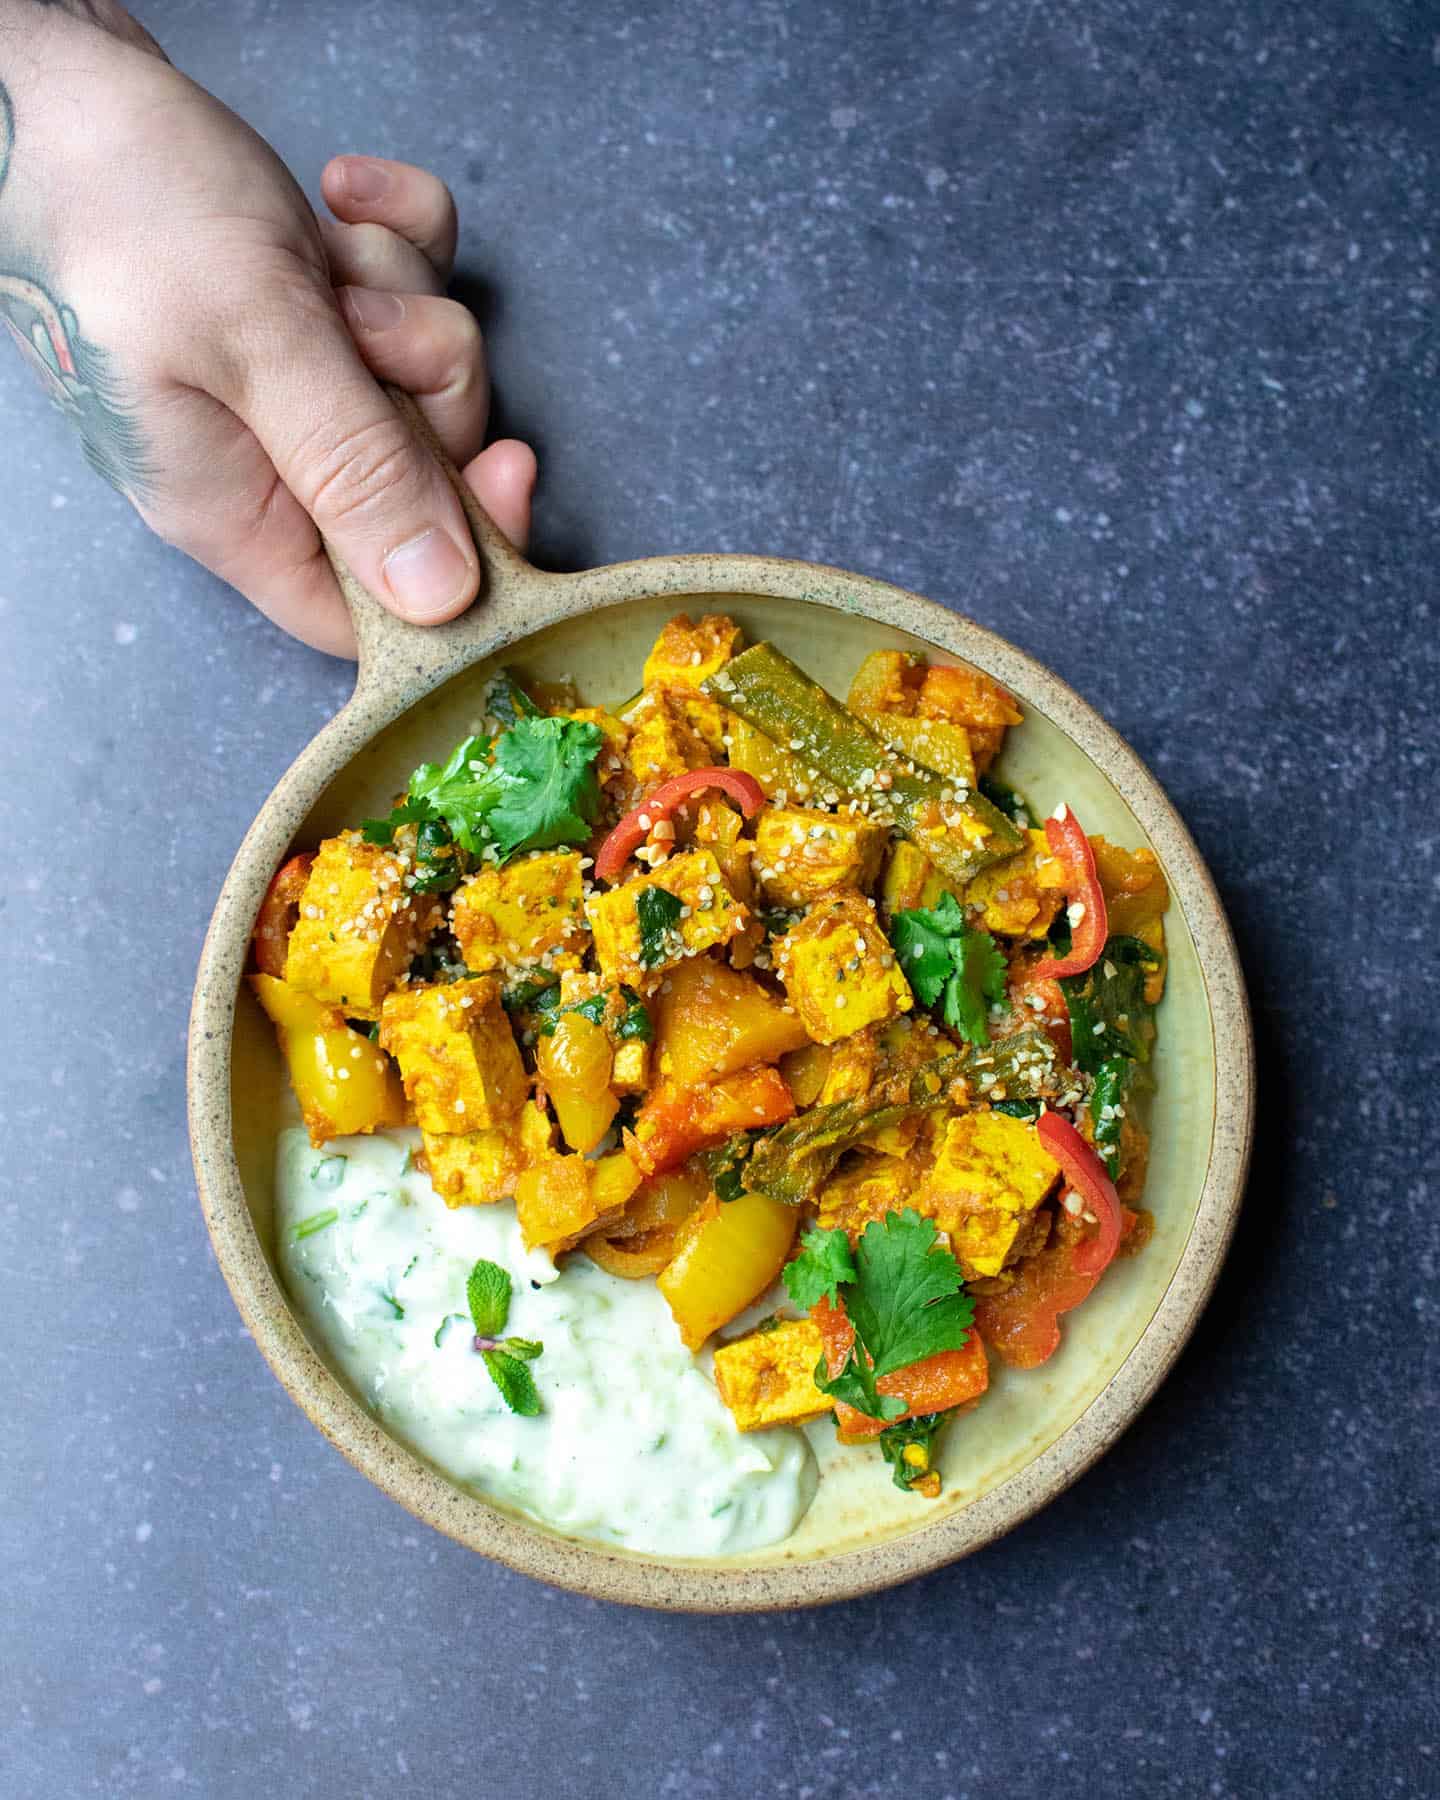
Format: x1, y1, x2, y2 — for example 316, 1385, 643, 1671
338, 287, 489, 468
321, 156, 458, 281
462, 439, 538, 554
320, 217, 443, 298
136, 389, 357, 657
217, 288, 480, 625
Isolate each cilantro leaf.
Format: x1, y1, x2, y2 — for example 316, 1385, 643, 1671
362, 734, 494, 849
636, 885, 683, 968
890, 894, 1007, 1048
482, 1348, 541, 1416
484, 717, 604, 859
847, 1209, 973, 1382
783, 1224, 857, 1310
361, 719, 603, 864
889, 892, 966, 1007
466, 1258, 512, 1339
940, 927, 1008, 1046
808, 1209, 975, 1424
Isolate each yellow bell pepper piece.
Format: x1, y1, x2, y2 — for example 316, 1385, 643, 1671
250, 973, 404, 1147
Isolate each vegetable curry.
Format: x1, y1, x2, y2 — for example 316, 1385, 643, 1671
251, 615, 1167, 1502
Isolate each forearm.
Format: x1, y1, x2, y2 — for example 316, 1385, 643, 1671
0, 2, 167, 494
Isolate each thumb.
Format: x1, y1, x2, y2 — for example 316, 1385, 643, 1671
226, 296, 479, 623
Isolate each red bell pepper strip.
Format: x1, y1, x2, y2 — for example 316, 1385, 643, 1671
1036, 1109, 1122, 1278
1032, 804, 1107, 979
593, 766, 765, 883
252, 852, 314, 977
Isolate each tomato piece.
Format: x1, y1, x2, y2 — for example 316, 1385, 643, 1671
1031, 806, 1107, 980
253, 852, 314, 977
593, 767, 765, 882
811, 1295, 989, 1440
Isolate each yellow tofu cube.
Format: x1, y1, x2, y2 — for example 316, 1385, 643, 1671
815, 1151, 917, 1239
585, 849, 746, 987
774, 891, 912, 1045
713, 1318, 833, 1432
879, 840, 947, 918
284, 832, 440, 1018
420, 1102, 556, 1207
642, 613, 743, 690
920, 1110, 1059, 1278
964, 828, 1069, 940
450, 851, 589, 975
752, 807, 888, 909
623, 691, 712, 790
378, 976, 527, 1133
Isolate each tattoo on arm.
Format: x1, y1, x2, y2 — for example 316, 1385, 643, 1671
0, 77, 151, 496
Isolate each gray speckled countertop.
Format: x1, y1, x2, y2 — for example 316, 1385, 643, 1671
3, 2, 1436, 1795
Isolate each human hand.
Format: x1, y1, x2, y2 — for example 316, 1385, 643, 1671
0, 6, 535, 655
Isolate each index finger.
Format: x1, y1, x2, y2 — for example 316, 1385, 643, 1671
321, 156, 458, 282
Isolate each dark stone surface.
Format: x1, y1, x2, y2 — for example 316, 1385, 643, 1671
2, 1, 1435, 1795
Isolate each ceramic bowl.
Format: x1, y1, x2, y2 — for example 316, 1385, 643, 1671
188, 398, 1253, 1611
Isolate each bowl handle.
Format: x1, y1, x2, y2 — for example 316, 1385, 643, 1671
324, 383, 541, 686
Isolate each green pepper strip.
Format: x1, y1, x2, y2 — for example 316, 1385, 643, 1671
704, 642, 1022, 884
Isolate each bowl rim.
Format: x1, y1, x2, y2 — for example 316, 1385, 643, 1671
188, 549, 1254, 1612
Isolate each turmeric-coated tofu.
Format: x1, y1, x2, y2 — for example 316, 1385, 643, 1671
964, 829, 1069, 941
450, 851, 589, 975
585, 849, 746, 987
774, 890, 912, 1045
641, 613, 743, 691
378, 975, 527, 1133
623, 690, 712, 790
752, 806, 888, 909
420, 1101, 555, 1207
920, 1110, 1059, 1278
815, 1151, 918, 1239
713, 1318, 833, 1432
284, 831, 440, 1018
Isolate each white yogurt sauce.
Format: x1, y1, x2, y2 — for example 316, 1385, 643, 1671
275, 1128, 817, 1555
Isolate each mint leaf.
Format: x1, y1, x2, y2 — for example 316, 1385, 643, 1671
502, 1336, 544, 1361
890, 893, 1006, 1049
482, 1348, 541, 1416
783, 1224, 857, 1310
636, 885, 683, 968
466, 1258, 512, 1338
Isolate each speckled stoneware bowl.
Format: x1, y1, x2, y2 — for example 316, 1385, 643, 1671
188, 394, 1253, 1612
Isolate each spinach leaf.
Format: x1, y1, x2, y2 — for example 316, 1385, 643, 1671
636, 885, 683, 968
1060, 935, 1159, 1074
